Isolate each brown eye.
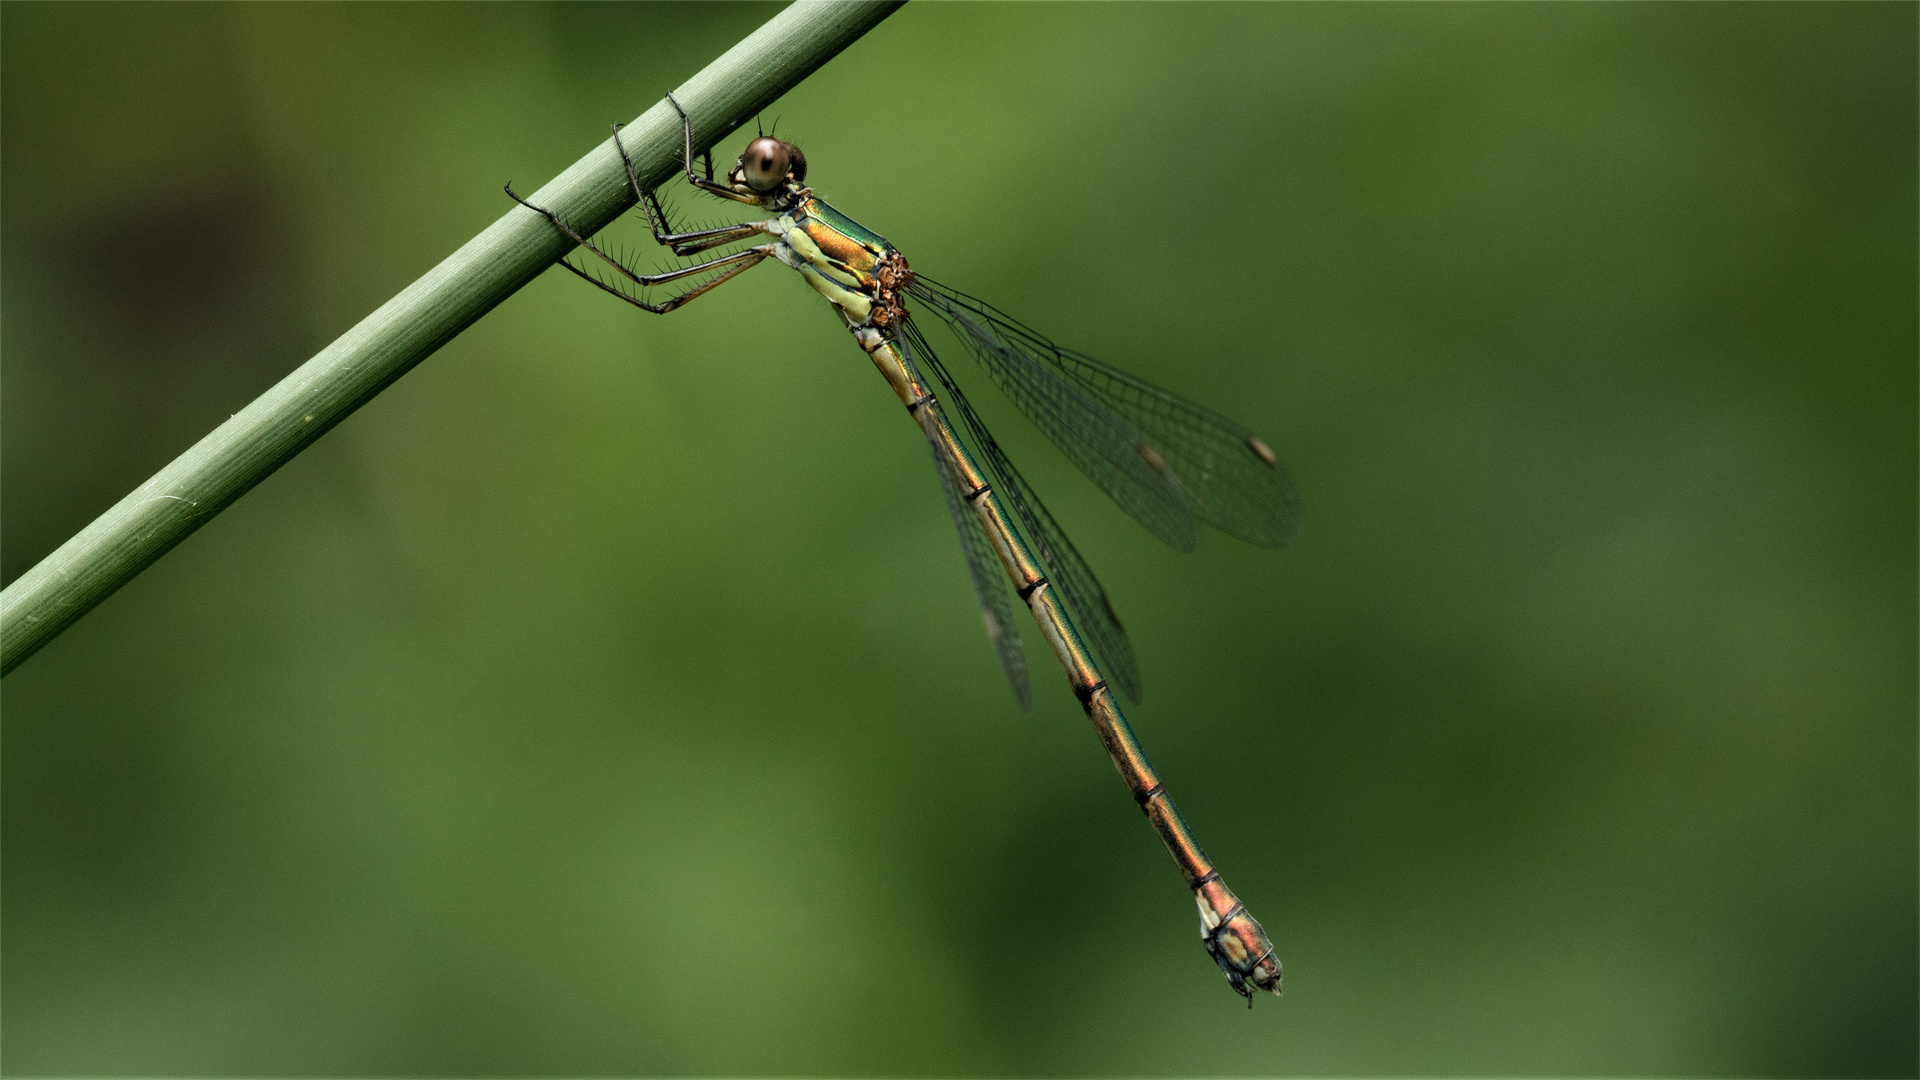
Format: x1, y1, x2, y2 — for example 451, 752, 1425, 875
740, 137, 791, 192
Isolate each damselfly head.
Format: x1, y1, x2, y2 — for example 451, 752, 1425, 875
738, 136, 807, 192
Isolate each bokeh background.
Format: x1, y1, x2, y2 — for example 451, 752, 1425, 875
3, 3, 1913, 1075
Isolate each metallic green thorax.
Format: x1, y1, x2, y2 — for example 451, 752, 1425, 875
770, 196, 911, 330
805, 197, 894, 256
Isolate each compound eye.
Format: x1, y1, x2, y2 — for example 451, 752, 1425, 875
741, 137, 791, 192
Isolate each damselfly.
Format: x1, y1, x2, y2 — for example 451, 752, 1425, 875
507, 95, 1300, 1003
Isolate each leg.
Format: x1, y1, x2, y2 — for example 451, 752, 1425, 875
506, 180, 772, 313
506, 182, 769, 295
608, 122, 765, 256
557, 245, 771, 315
664, 92, 763, 206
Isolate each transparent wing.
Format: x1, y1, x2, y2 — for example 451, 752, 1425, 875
909, 276, 1303, 549
908, 280, 1199, 552
902, 319, 1145, 704
899, 342, 1032, 709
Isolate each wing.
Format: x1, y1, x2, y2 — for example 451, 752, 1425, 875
901, 345, 1032, 710
901, 319, 1145, 704
908, 279, 1199, 552
908, 276, 1303, 549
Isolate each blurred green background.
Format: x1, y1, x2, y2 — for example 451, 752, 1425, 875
3, 2, 1913, 1075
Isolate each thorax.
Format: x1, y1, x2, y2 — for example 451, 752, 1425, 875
770, 195, 912, 330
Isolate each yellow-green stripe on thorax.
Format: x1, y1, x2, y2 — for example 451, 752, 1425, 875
771, 196, 898, 327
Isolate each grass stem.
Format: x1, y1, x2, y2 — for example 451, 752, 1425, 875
1, 0, 906, 676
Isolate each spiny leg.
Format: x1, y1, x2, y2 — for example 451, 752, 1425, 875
505, 182, 652, 288
555, 244, 771, 315
504, 177, 771, 313
504, 183, 773, 309
664, 91, 764, 206
608, 122, 765, 256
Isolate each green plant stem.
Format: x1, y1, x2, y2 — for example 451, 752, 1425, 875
0, 0, 906, 677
